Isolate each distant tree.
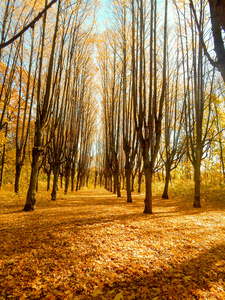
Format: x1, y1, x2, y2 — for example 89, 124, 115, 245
161, 30, 186, 199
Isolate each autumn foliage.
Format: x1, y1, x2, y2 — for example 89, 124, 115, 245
0, 185, 224, 300
0, 0, 225, 298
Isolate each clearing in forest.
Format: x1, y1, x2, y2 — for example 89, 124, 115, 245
0, 188, 225, 299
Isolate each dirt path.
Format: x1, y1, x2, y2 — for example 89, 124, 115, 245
0, 188, 225, 299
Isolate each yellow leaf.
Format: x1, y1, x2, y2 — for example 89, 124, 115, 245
114, 293, 124, 300
184, 276, 192, 281
92, 289, 103, 297
141, 286, 148, 294
45, 296, 56, 300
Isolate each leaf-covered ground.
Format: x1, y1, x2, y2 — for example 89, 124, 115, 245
0, 187, 225, 299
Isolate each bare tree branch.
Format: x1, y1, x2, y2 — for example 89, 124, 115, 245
0, 0, 58, 50
189, 0, 225, 82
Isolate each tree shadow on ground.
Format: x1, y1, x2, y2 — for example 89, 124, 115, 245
100, 243, 225, 299
1, 188, 224, 299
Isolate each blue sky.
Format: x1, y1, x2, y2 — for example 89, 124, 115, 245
96, 0, 109, 32
96, 0, 166, 32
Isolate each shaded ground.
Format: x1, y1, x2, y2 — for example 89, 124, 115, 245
0, 188, 225, 299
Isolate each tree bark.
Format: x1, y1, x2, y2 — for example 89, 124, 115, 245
47, 169, 51, 191
76, 171, 80, 191
71, 166, 75, 192
131, 172, 135, 192
193, 151, 201, 207
51, 165, 59, 201
64, 165, 70, 194
24, 146, 43, 211
15, 163, 22, 194
125, 164, 132, 203
0, 123, 7, 188
0, 143, 6, 189
162, 163, 170, 199
138, 169, 143, 193
143, 164, 153, 214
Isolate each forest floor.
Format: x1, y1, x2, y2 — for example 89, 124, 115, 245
0, 186, 225, 300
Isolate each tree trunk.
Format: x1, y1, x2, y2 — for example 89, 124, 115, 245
86, 175, 89, 188
131, 173, 135, 192
0, 123, 8, 189
64, 165, 70, 194
76, 171, 80, 191
113, 174, 116, 194
138, 170, 143, 193
162, 163, 170, 199
125, 164, 132, 203
71, 166, 75, 192
51, 165, 59, 201
94, 171, 97, 188
194, 157, 201, 207
99, 172, 103, 187
15, 164, 22, 193
114, 170, 121, 197
0, 143, 6, 189
109, 175, 113, 192
36, 167, 40, 192
24, 146, 43, 211
104, 172, 107, 190
47, 169, 51, 191
143, 163, 153, 214
60, 172, 63, 188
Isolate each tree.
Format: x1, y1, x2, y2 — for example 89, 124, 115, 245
178, 0, 216, 207
132, 0, 168, 213
115, 0, 138, 202
24, 0, 61, 211
99, 29, 123, 197
161, 27, 186, 199
14, 32, 35, 193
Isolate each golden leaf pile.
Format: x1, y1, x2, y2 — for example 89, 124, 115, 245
0, 188, 224, 299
